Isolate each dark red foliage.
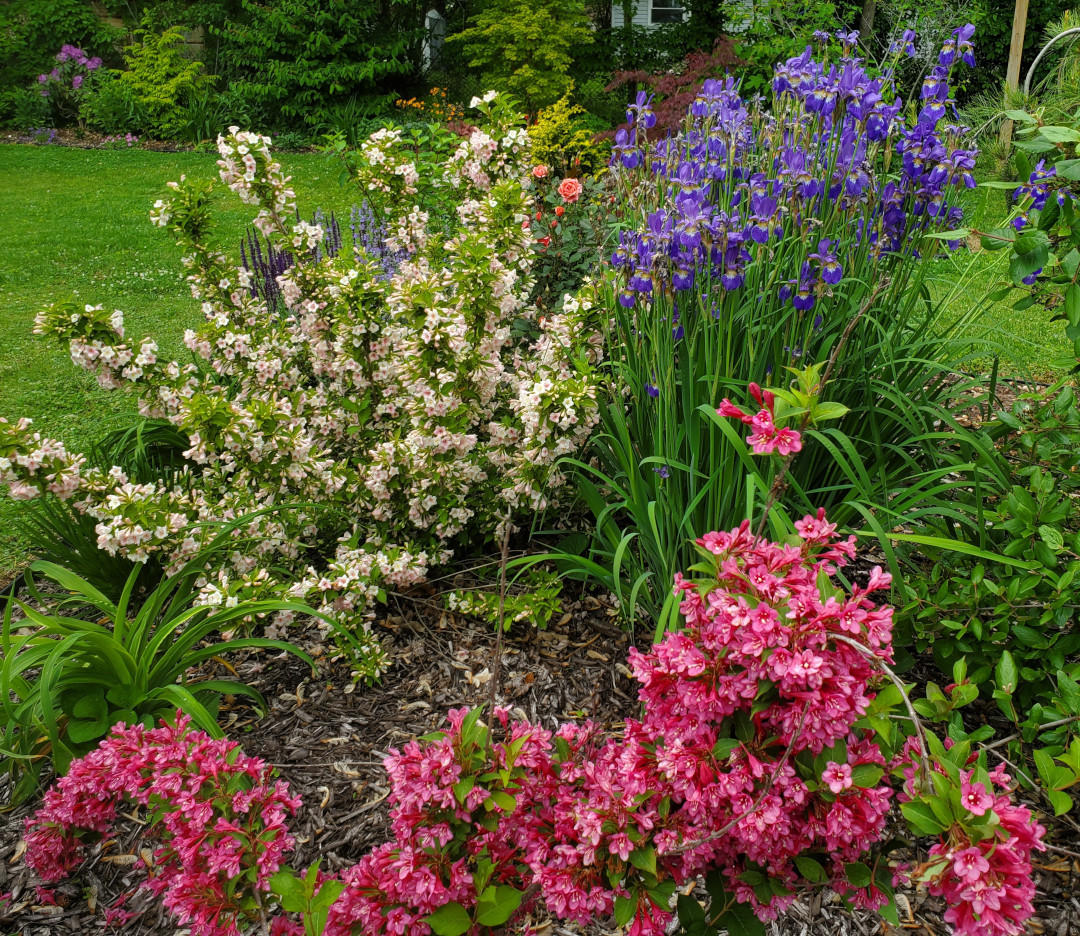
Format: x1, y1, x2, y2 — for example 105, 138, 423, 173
604, 37, 743, 138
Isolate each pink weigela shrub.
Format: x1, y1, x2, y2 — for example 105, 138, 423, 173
21, 518, 1045, 936
2, 94, 604, 678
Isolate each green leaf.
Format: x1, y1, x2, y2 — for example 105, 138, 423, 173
712, 737, 740, 760
850, 764, 884, 788
677, 893, 706, 926
1010, 245, 1049, 283
810, 401, 850, 422
900, 800, 946, 835
488, 790, 516, 812
423, 902, 472, 936
614, 892, 637, 927
1040, 524, 1065, 551
996, 651, 1019, 694
475, 885, 523, 927
67, 716, 109, 744
629, 845, 657, 877
1038, 125, 1080, 144
844, 862, 872, 888
718, 901, 767, 936
794, 856, 827, 883
1049, 789, 1074, 816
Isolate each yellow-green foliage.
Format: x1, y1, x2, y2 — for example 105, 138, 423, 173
117, 16, 214, 139
529, 92, 609, 175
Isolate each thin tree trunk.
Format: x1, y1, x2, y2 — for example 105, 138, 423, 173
857, 0, 876, 45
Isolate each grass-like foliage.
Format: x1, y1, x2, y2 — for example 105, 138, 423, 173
0, 524, 318, 805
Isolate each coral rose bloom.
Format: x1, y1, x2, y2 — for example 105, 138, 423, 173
532, 165, 549, 179
558, 177, 583, 203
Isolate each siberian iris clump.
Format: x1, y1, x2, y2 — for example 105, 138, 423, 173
579, 28, 992, 627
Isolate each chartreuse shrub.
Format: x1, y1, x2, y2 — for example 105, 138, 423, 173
446, 0, 593, 113
0, 94, 603, 682
20, 505, 1046, 936
528, 91, 609, 176
559, 28, 1004, 631
115, 15, 215, 139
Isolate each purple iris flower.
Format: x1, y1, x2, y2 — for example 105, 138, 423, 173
645, 382, 659, 398
889, 29, 917, 57
809, 239, 843, 285
940, 24, 976, 68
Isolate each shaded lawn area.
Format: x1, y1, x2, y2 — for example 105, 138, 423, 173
0, 143, 352, 580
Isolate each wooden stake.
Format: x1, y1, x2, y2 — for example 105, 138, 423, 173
1000, 0, 1031, 148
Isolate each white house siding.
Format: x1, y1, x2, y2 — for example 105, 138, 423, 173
611, 0, 754, 31
611, 1, 654, 29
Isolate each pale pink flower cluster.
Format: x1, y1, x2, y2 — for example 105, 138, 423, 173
0, 416, 85, 500
23, 716, 300, 936
2, 98, 602, 668
719, 382, 803, 455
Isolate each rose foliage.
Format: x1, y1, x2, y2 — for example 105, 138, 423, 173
23, 519, 1044, 936
0, 94, 603, 680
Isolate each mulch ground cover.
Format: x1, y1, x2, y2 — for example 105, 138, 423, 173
2, 581, 1080, 935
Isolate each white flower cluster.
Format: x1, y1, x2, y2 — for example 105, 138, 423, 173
8, 95, 603, 671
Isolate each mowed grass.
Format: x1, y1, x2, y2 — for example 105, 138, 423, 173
933, 186, 1073, 380
0, 143, 351, 580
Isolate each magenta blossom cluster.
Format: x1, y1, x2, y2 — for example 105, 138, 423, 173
903, 756, 1047, 936
21, 518, 1046, 936
23, 716, 300, 936
719, 382, 803, 455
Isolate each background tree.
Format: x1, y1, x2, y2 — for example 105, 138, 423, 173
213, 0, 421, 129
446, 0, 593, 113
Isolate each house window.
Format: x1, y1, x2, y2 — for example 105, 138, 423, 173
650, 0, 684, 23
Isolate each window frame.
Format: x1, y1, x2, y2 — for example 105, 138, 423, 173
649, 0, 685, 25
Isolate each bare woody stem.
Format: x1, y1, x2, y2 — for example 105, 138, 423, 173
488, 513, 514, 718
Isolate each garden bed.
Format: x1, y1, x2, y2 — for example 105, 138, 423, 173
4, 592, 1080, 936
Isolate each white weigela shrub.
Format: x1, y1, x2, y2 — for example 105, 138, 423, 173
7, 96, 603, 681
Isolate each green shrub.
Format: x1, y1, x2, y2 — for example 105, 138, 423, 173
79, 69, 147, 135
528, 91, 610, 176
116, 16, 215, 139
446, 0, 593, 113
0, 0, 120, 96
214, 0, 417, 131
18, 417, 191, 603
3, 86, 51, 130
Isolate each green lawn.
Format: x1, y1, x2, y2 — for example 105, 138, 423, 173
934, 186, 1073, 379
0, 143, 352, 581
